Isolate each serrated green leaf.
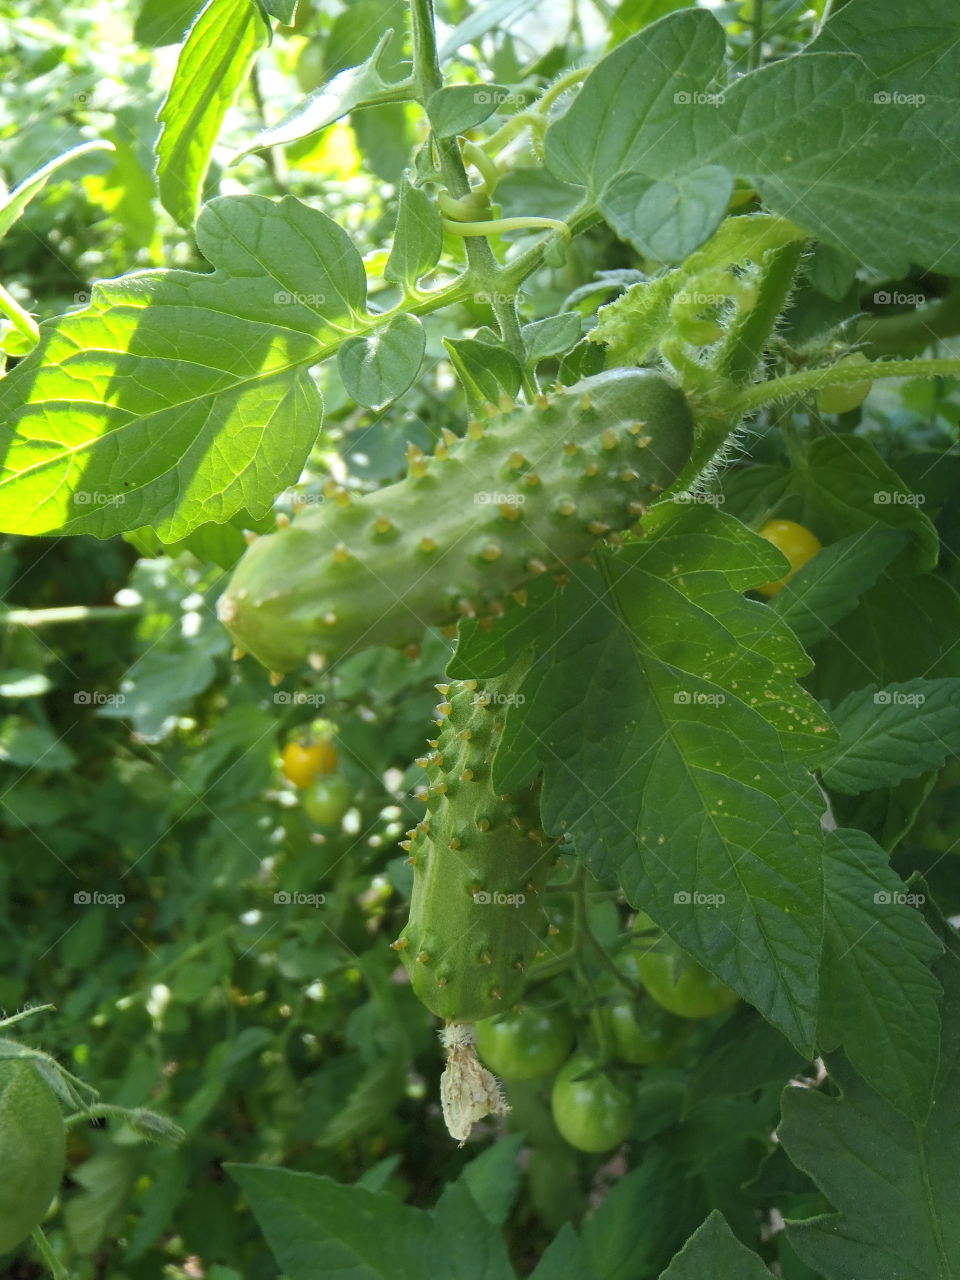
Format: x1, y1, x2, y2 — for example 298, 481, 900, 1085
547, 10, 960, 273
430, 1182, 517, 1280
156, 0, 270, 228
0, 194, 374, 540
226, 1166, 429, 1280
809, 0, 960, 96
819, 829, 942, 1119
530, 1225, 600, 1280
780, 939, 960, 1280
338, 314, 425, 410
486, 509, 831, 1053
427, 84, 512, 138
444, 336, 522, 404
581, 1153, 687, 1278
658, 1211, 772, 1279
384, 174, 443, 289
234, 30, 411, 157
521, 313, 582, 364
459, 1134, 523, 1226
770, 527, 909, 649
819, 678, 960, 795
813, 570, 960, 706
600, 165, 732, 264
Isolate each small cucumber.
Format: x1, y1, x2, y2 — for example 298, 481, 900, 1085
218, 369, 693, 672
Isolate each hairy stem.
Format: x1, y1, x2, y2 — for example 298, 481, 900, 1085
733, 356, 960, 415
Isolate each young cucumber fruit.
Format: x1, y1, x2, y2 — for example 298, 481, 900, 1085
393, 672, 559, 1023
218, 369, 693, 673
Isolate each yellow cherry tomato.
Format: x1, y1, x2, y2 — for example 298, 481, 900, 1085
755, 520, 822, 598
280, 738, 338, 788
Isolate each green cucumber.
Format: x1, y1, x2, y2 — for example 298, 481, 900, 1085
218, 369, 693, 672
394, 669, 558, 1023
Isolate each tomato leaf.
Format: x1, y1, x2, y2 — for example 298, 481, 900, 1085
0, 194, 374, 540
599, 165, 732, 264
780, 938, 960, 1279
819, 830, 942, 1119
659, 1210, 773, 1278
483, 509, 832, 1054
819, 679, 960, 795
546, 9, 960, 273
156, 0, 270, 228
769, 527, 909, 649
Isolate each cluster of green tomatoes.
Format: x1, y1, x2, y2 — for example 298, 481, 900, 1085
473, 911, 738, 1153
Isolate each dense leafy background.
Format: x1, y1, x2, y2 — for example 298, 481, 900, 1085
1, 1, 959, 1277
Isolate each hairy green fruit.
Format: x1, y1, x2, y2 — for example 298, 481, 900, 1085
218, 369, 693, 672
0, 1057, 66, 1252
393, 672, 558, 1023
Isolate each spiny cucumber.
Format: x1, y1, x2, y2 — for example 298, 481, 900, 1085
217, 369, 693, 673
392, 670, 558, 1024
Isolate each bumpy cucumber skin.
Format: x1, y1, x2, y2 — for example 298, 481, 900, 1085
395, 676, 558, 1023
217, 369, 693, 672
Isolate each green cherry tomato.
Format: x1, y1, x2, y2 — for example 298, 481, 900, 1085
0, 1059, 66, 1252
474, 1006, 575, 1080
302, 775, 354, 827
815, 353, 874, 415
633, 941, 739, 1020
602, 996, 691, 1065
551, 1053, 635, 1153
755, 519, 822, 598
